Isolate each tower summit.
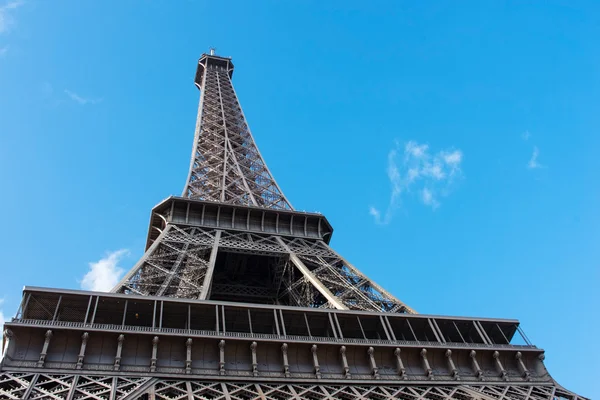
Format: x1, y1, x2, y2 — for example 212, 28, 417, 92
0, 52, 585, 400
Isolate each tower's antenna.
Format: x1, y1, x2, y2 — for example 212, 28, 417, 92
209, 47, 216, 56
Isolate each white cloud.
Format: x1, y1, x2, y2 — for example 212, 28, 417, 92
370, 140, 463, 223
0, 0, 24, 34
421, 188, 439, 209
0, 0, 24, 58
405, 141, 429, 158
406, 167, 419, 182
442, 149, 462, 166
64, 89, 102, 105
521, 131, 545, 169
368, 206, 381, 222
387, 147, 402, 203
422, 162, 445, 180
80, 249, 129, 291
528, 146, 544, 169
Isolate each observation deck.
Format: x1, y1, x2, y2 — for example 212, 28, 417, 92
2, 287, 549, 385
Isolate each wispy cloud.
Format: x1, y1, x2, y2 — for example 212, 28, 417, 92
0, 0, 24, 58
0, 0, 24, 34
370, 140, 463, 223
522, 131, 546, 170
421, 188, 439, 209
80, 249, 129, 291
368, 206, 381, 222
527, 146, 544, 169
64, 89, 102, 105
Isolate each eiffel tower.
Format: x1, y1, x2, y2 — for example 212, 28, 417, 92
0, 50, 586, 400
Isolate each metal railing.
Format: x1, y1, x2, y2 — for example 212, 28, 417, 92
9, 318, 537, 350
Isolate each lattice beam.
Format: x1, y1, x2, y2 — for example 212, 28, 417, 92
0, 374, 585, 400
183, 54, 292, 210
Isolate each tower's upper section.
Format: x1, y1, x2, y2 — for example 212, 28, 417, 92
183, 52, 293, 210
194, 51, 234, 89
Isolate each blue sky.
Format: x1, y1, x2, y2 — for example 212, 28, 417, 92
1, 1, 599, 396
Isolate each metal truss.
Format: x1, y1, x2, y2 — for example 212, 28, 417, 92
112, 224, 414, 313
0, 372, 151, 399
183, 55, 292, 210
146, 381, 582, 400
145, 381, 581, 400
0, 373, 582, 400
279, 237, 415, 313
113, 225, 217, 299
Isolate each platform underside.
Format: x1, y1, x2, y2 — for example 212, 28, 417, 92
0, 372, 581, 400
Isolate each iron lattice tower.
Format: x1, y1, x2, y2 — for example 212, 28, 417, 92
0, 52, 586, 400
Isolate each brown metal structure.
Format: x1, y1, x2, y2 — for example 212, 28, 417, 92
0, 52, 586, 399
